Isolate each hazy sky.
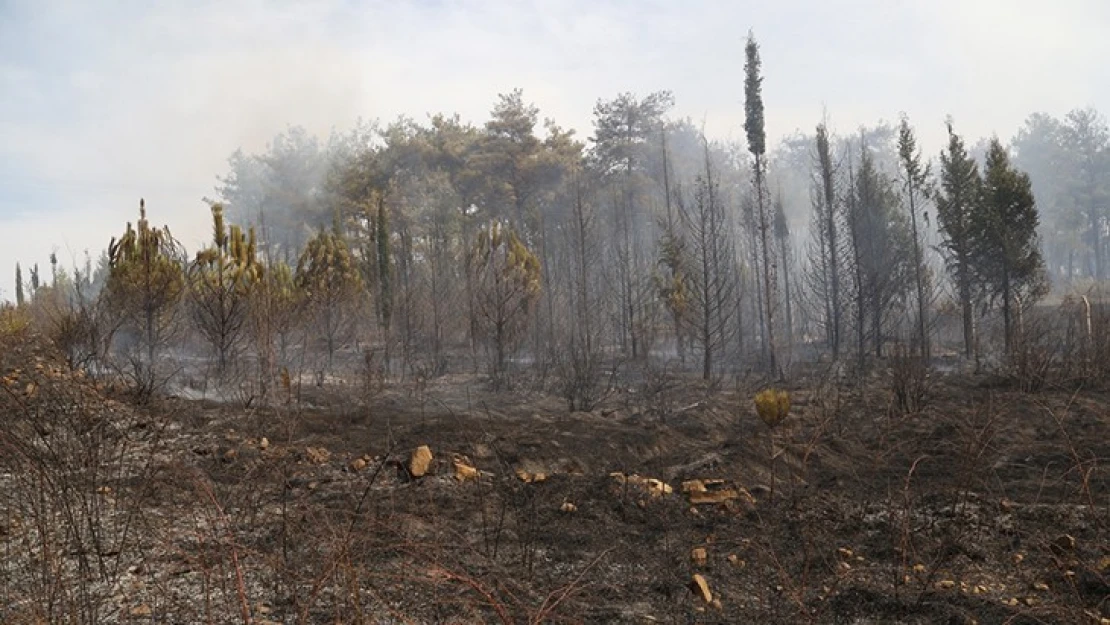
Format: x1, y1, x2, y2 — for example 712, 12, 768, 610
1, 0, 1107, 301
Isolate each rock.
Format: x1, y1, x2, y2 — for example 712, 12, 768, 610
691, 547, 708, 567
350, 457, 368, 472
409, 445, 433, 477
305, 446, 330, 465
130, 604, 152, 617
560, 501, 577, 514
837, 547, 853, 559
259, 437, 270, 451
222, 448, 238, 462
1032, 581, 1049, 591
453, 459, 479, 482
690, 574, 712, 603
516, 468, 547, 483
936, 580, 956, 590
682, 479, 707, 494
610, 472, 671, 496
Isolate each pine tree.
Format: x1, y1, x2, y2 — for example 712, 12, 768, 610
296, 226, 363, 369
848, 138, 912, 359
935, 122, 982, 358
469, 221, 541, 387
976, 138, 1046, 352
745, 31, 777, 376
105, 198, 185, 397
188, 203, 262, 374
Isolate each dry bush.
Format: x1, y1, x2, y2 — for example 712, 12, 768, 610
1006, 311, 1058, 393
888, 344, 931, 414
0, 333, 169, 624
553, 343, 618, 412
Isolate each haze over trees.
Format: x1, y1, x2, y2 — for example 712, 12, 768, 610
13, 31, 1104, 399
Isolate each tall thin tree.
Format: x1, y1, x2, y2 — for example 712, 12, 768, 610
744, 31, 777, 375
897, 115, 932, 359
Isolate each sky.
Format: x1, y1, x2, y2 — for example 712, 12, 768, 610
1, 0, 1108, 301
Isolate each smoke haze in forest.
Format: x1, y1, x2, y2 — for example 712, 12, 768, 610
1, 0, 1108, 300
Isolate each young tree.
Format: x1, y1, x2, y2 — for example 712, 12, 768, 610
935, 122, 982, 358
745, 31, 777, 375
774, 193, 795, 357
14, 263, 24, 307
976, 138, 1047, 352
469, 221, 541, 387
104, 199, 186, 397
249, 257, 302, 398
295, 226, 363, 369
897, 115, 932, 358
188, 204, 262, 375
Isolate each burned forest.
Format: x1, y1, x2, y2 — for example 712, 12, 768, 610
3, 7, 1110, 625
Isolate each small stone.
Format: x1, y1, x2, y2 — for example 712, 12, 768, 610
1023, 597, 1036, 606
690, 574, 712, 603
130, 604, 152, 617
453, 460, 479, 482
350, 458, 367, 472
936, 580, 956, 590
913, 563, 926, 573
259, 437, 269, 451
1012, 553, 1024, 565
222, 448, 238, 461
691, 547, 708, 567
305, 446, 330, 465
1032, 581, 1049, 591
409, 445, 433, 477
560, 501, 577, 514
837, 547, 853, 559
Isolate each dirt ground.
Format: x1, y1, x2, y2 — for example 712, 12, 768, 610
2, 340, 1110, 624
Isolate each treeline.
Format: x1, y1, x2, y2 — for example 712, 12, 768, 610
9, 34, 1084, 403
